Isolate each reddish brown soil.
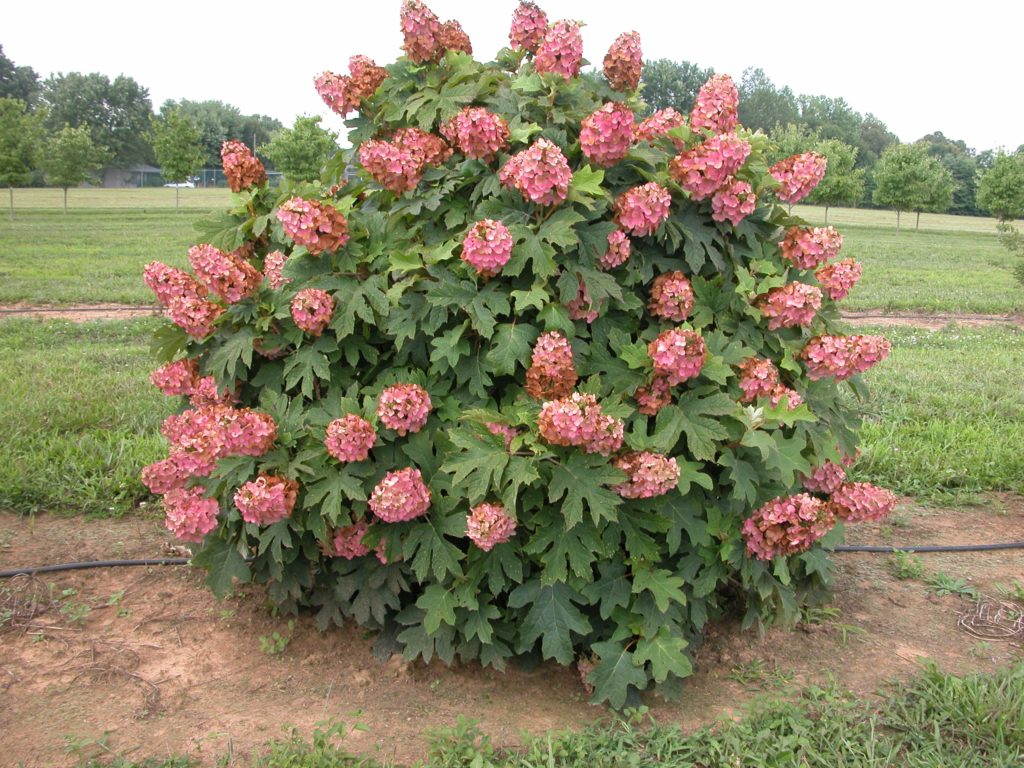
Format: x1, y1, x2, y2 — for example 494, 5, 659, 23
1, 498, 1022, 767
4, 304, 1024, 330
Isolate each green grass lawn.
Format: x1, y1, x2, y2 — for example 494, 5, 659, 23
0, 318, 172, 516
855, 323, 1024, 500
0, 318, 1018, 517
1, 191, 1020, 313
0, 189, 229, 305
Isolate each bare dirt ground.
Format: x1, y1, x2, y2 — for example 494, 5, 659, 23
1, 497, 1022, 767
4, 304, 1023, 330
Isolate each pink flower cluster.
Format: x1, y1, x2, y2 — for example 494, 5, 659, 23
486, 422, 519, 449
151, 358, 199, 396
263, 251, 290, 290
648, 271, 695, 322
500, 138, 572, 206
187, 244, 261, 304
276, 197, 349, 256
437, 20, 472, 55
315, 56, 388, 117
603, 31, 642, 92
400, 0, 443, 63
525, 331, 577, 400
161, 405, 277, 460
145, 405, 277, 497
370, 467, 432, 522
635, 376, 672, 415
611, 451, 680, 499
290, 288, 334, 336
801, 335, 891, 381
580, 102, 635, 167
325, 414, 377, 463
598, 230, 632, 270
221, 140, 266, 193
189, 376, 238, 408
537, 392, 624, 455
163, 487, 220, 542
669, 133, 751, 200
234, 474, 299, 526
394, 127, 452, 168
757, 282, 823, 330
566, 276, 601, 323
331, 520, 371, 559
743, 494, 835, 560
770, 152, 827, 204
648, 329, 706, 385
738, 357, 780, 402
461, 219, 514, 277
711, 177, 756, 226
535, 20, 583, 80
801, 459, 848, 495
614, 182, 672, 237
830, 482, 898, 523
816, 259, 863, 301
779, 226, 843, 269
359, 139, 421, 195
377, 383, 432, 435
440, 107, 510, 162
466, 502, 517, 551
690, 74, 739, 135
634, 108, 687, 149
509, 1, 548, 53
143, 261, 224, 339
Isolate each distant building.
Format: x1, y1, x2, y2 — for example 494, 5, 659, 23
101, 164, 165, 188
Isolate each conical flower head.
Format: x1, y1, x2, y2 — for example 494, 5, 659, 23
535, 20, 583, 80
691, 74, 739, 134
509, 1, 548, 52
603, 31, 642, 92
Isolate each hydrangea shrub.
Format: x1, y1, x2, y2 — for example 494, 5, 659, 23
144, 0, 894, 707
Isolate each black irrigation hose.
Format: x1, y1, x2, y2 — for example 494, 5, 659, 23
830, 542, 1024, 554
3, 542, 1024, 579
0, 558, 190, 578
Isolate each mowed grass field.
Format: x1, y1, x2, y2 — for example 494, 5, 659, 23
1, 189, 1020, 312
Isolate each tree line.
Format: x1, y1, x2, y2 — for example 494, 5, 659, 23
0, 45, 341, 215
1, 45, 1021, 225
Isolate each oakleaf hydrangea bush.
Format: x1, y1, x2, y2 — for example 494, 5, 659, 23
143, 0, 896, 707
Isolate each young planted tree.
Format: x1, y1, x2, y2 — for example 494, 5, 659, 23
150, 108, 205, 212
977, 151, 1024, 221
142, 1, 896, 707
872, 142, 953, 231
40, 124, 106, 213
261, 116, 339, 183
0, 97, 46, 219
807, 139, 865, 223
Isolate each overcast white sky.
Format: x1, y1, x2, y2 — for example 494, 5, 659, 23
5, 1, 1022, 152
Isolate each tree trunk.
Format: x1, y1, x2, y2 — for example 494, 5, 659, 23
824, 206, 829, 225
63, 187, 68, 214
896, 209, 901, 232
176, 185, 180, 214
8, 186, 13, 221
915, 210, 921, 231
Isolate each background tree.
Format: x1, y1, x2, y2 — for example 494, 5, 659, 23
977, 151, 1024, 221
260, 115, 338, 182
40, 125, 106, 213
872, 142, 954, 231
41, 72, 154, 166
737, 67, 799, 133
0, 98, 46, 219
767, 123, 819, 164
161, 99, 283, 169
639, 59, 712, 115
0, 45, 40, 107
149, 108, 204, 212
919, 131, 980, 215
807, 138, 866, 223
